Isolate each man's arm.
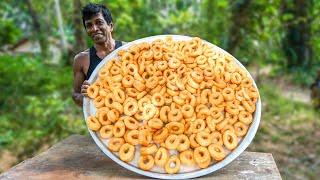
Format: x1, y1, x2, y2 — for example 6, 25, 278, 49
72, 54, 87, 107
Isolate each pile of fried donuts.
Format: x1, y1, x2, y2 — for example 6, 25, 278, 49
86, 36, 259, 174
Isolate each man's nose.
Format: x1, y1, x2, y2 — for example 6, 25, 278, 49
92, 24, 98, 31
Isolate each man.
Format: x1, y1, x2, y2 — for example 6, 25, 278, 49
72, 3, 125, 106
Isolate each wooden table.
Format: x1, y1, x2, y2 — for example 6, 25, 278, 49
0, 135, 281, 180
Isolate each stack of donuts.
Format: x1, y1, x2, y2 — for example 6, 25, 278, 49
86, 36, 259, 174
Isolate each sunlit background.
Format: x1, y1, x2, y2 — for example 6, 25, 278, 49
0, 0, 319, 179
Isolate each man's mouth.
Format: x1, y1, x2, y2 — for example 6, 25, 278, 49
93, 33, 103, 38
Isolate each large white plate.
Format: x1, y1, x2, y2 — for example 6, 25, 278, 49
83, 35, 261, 179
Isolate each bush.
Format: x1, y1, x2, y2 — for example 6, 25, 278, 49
0, 54, 86, 161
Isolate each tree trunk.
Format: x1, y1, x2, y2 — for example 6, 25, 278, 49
71, 0, 87, 63
205, 0, 215, 41
281, 0, 312, 69
25, 0, 48, 57
54, 0, 67, 51
226, 0, 252, 55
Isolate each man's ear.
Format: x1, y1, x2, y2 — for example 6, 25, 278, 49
109, 23, 114, 32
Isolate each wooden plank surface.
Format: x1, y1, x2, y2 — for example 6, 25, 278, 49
0, 135, 282, 180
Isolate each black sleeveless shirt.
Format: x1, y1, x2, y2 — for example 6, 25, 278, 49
86, 40, 123, 80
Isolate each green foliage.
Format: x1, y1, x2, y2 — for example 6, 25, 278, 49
0, 55, 86, 160
0, 19, 22, 46
0, 2, 23, 46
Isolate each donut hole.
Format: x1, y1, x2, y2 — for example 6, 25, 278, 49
145, 108, 152, 113
145, 74, 151, 79
169, 161, 177, 168
214, 147, 221, 153
213, 137, 220, 143
155, 97, 161, 102
103, 129, 109, 133
128, 105, 134, 111
172, 127, 179, 131
202, 136, 208, 140
128, 66, 134, 72
154, 129, 162, 136
143, 158, 150, 164
121, 147, 129, 154
107, 98, 113, 104
187, 154, 192, 160
199, 152, 204, 157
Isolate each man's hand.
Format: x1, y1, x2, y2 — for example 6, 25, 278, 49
72, 80, 90, 107
81, 80, 90, 96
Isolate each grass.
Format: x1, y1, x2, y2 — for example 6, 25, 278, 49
248, 81, 320, 180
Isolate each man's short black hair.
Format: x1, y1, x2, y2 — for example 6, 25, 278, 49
82, 3, 113, 28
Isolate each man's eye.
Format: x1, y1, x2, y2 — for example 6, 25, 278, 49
86, 24, 92, 28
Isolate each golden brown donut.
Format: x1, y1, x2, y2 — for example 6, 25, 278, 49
123, 99, 138, 116
119, 143, 135, 162
87, 116, 101, 131
123, 116, 139, 130
108, 137, 125, 152
195, 131, 212, 147
165, 134, 179, 150
238, 110, 253, 124
126, 130, 140, 145
100, 125, 113, 138
153, 127, 169, 144
179, 150, 195, 166
166, 122, 184, 135
194, 146, 211, 168
154, 147, 169, 167
234, 121, 248, 137
176, 134, 190, 152
140, 144, 158, 155
208, 144, 226, 161
164, 155, 181, 174
138, 155, 154, 171
87, 85, 99, 99
112, 120, 126, 138
222, 130, 238, 150
147, 118, 164, 129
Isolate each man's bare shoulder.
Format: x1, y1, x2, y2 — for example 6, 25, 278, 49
74, 49, 90, 63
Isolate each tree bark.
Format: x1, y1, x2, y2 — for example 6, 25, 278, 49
25, 0, 48, 57
281, 0, 312, 69
226, 0, 252, 55
72, 0, 87, 54
54, 0, 67, 51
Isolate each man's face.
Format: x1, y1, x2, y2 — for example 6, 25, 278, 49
84, 13, 113, 44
